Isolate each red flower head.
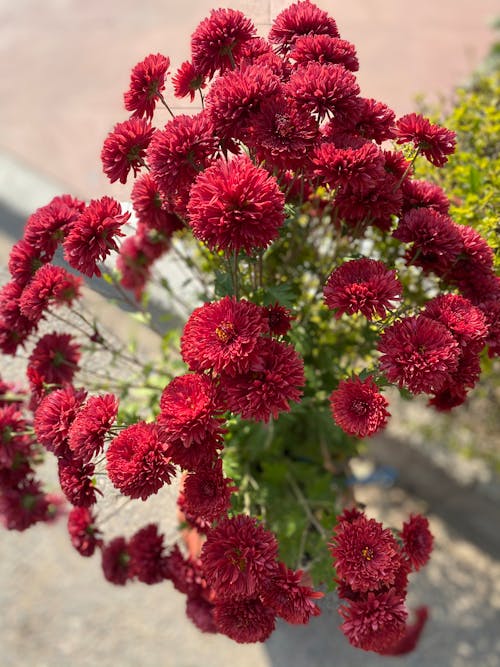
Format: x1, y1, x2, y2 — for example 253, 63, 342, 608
190, 8, 256, 78
0, 281, 39, 355
131, 174, 183, 235
58, 456, 99, 507
449, 224, 495, 290
28, 332, 80, 386
101, 118, 154, 184
313, 142, 386, 193
20, 265, 82, 323
181, 296, 269, 376
286, 61, 360, 122
201, 514, 279, 600
400, 514, 433, 571
124, 53, 170, 120
186, 595, 217, 634
260, 562, 323, 624
221, 338, 305, 423
265, 302, 294, 336
269, 0, 339, 53
34, 386, 87, 459
164, 432, 224, 473
8, 239, 46, 288
164, 543, 206, 597
188, 155, 285, 255
63, 197, 130, 277
214, 597, 276, 643
339, 97, 396, 144
101, 536, 131, 585
178, 459, 236, 525
329, 375, 390, 438
68, 393, 118, 463
0, 476, 51, 531
129, 523, 168, 584
172, 61, 206, 101
330, 513, 403, 592
401, 178, 450, 216
106, 421, 176, 500
377, 315, 460, 395
340, 589, 408, 653
324, 258, 402, 321
291, 34, 359, 70
67, 506, 101, 557
396, 113, 456, 167
334, 175, 403, 232
0, 404, 33, 469
423, 293, 488, 351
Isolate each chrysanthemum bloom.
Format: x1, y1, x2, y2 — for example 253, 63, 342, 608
245, 97, 319, 172
101, 536, 131, 585
313, 142, 385, 193
28, 332, 81, 386
63, 197, 130, 277
395, 113, 456, 167
334, 175, 403, 231
101, 118, 154, 184
0, 281, 38, 355
164, 544, 206, 597
428, 384, 468, 412
206, 63, 283, 141
340, 589, 408, 653
330, 513, 403, 592
381, 606, 429, 655
269, 0, 339, 53
393, 209, 463, 275
339, 97, 396, 144
67, 393, 118, 463
381, 149, 412, 181
0, 476, 51, 531
329, 376, 390, 438
400, 514, 433, 571
291, 34, 358, 71
178, 459, 236, 525
260, 563, 323, 624
286, 61, 360, 122
423, 294, 487, 351
0, 404, 33, 469
214, 597, 276, 643
324, 258, 402, 321
221, 338, 305, 423
129, 523, 169, 584
181, 296, 269, 376
186, 595, 217, 634
237, 36, 287, 74
448, 224, 495, 290
165, 432, 224, 473
124, 53, 170, 120
34, 386, 87, 459
377, 315, 460, 395
187, 155, 285, 255
173, 61, 206, 101
20, 265, 82, 323
131, 174, 183, 235
58, 457, 99, 507
23, 195, 84, 258
67, 506, 101, 557
106, 421, 176, 500
158, 374, 222, 447
201, 514, 279, 600
265, 303, 294, 336
8, 239, 46, 288
147, 113, 217, 199
191, 8, 256, 78
400, 178, 450, 216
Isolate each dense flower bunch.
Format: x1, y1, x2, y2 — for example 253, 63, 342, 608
1, 0, 498, 655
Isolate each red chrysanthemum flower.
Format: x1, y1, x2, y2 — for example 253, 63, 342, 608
324, 258, 402, 320
181, 296, 269, 376
164, 544, 206, 597
131, 174, 183, 234
34, 386, 87, 459
395, 113, 456, 167
338, 97, 396, 144
400, 514, 433, 572
164, 432, 224, 473
221, 338, 305, 423
63, 197, 130, 277
313, 142, 386, 193
172, 61, 206, 101
291, 34, 358, 70
8, 239, 46, 288
186, 595, 217, 634
58, 456, 99, 507
28, 332, 81, 386
201, 514, 279, 600
393, 208, 463, 275
0, 476, 51, 531
124, 53, 170, 120
178, 459, 236, 525
129, 523, 168, 584
67, 393, 118, 463
0, 404, 33, 469
187, 155, 285, 255
340, 589, 408, 653
329, 375, 390, 438
0, 281, 38, 355
378, 315, 460, 395
20, 265, 82, 323
214, 597, 276, 643
448, 224, 495, 290
269, 0, 339, 53
147, 112, 217, 200
237, 36, 287, 74
67, 506, 101, 557
190, 8, 256, 78
423, 293, 488, 350
265, 302, 294, 336
158, 373, 222, 447
101, 117, 154, 184
334, 175, 403, 231
428, 384, 468, 412
101, 536, 131, 585
260, 562, 323, 625
106, 421, 176, 500
381, 606, 429, 656
330, 513, 403, 592
286, 61, 360, 122
401, 178, 450, 216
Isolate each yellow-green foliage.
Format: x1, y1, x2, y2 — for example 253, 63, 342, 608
417, 71, 500, 268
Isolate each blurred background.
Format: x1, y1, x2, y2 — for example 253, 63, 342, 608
0, 1, 499, 666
